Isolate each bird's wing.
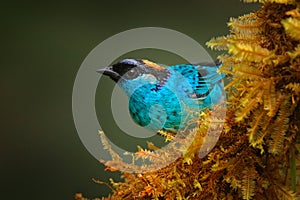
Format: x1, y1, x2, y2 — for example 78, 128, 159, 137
195, 64, 224, 100
170, 63, 224, 100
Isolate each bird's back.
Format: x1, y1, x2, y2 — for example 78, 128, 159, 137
128, 62, 224, 133
169, 63, 224, 104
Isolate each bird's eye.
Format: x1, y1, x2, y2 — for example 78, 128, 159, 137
124, 68, 139, 79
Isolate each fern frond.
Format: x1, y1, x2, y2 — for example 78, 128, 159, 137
248, 107, 266, 143
240, 82, 264, 107
283, 18, 300, 40
157, 130, 175, 142
206, 36, 229, 51
135, 146, 163, 162
228, 43, 271, 63
241, 168, 256, 200
99, 130, 122, 162
234, 63, 264, 79
286, 82, 300, 94
268, 97, 291, 155
228, 15, 262, 36
273, 183, 298, 200
235, 90, 264, 122
230, 34, 260, 45
251, 129, 268, 153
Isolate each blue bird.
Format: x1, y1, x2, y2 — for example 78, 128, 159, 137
97, 59, 224, 133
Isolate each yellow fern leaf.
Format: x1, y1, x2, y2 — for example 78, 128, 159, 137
228, 15, 262, 36
135, 147, 163, 161
99, 130, 122, 162
236, 90, 264, 122
241, 168, 256, 200
282, 18, 300, 40
157, 130, 175, 141
206, 36, 229, 51
239, 82, 264, 107
286, 82, 300, 94
234, 63, 264, 79
230, 34, 259, 45
248, 108, 266, 143
228, 43, 271, 63
268, 98, 291, 155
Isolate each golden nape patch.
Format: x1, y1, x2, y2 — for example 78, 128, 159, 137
142, 59, 164, 70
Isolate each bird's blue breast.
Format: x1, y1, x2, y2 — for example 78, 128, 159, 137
128, 83, 183, 131
121, 64, 224, 133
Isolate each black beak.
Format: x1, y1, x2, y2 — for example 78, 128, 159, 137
97, 66, 120, 82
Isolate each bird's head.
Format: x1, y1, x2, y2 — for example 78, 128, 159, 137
97, 59, 170, 95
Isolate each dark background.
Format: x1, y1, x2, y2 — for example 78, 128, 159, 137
1, 1, 259, 199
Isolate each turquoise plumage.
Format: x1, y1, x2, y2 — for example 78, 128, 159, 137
97, 59, 224, 133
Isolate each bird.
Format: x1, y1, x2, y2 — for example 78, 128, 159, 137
97, 59, 224, 134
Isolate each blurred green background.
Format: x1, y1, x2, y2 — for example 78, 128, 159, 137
1, 1, 259, 199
